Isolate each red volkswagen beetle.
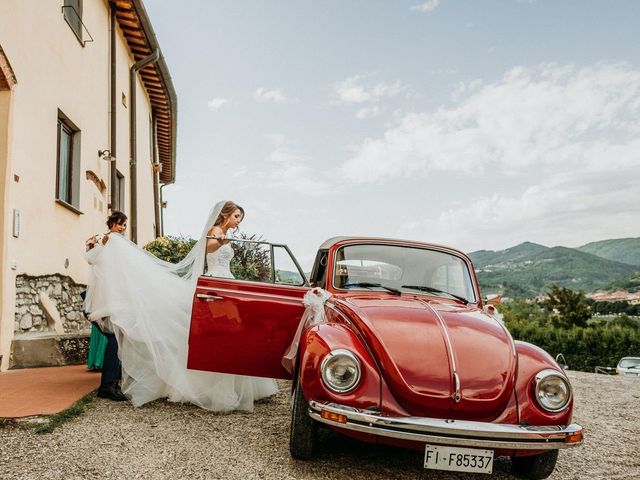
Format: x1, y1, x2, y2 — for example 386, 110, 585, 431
188, 237, 583, 479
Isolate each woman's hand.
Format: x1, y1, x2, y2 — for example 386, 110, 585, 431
85, 235, 99, 251
86, 232, 110, 251
206, 228, 228, 253
218, 233, 232, 245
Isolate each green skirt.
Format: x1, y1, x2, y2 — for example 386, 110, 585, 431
87, 324, 108, 370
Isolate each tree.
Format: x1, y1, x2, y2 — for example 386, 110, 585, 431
544, 285, 591, 328
501, 299, 550, 327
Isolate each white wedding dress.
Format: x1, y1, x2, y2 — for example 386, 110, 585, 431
84, 202, 278, 412
206, 242, 235, 278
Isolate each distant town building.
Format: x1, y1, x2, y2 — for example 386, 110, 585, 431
0, 0, 177, 370
485, 294, 502, 305
588, 291, 640, 305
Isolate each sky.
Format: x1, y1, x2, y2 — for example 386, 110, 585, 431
144, 0, 640, 270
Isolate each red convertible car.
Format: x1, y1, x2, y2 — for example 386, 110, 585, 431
188, 237, 583, 479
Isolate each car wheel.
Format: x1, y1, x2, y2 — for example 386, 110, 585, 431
289, 376, 318, 460
511, 450, 559, 480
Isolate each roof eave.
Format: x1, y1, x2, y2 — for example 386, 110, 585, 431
131, 0, 177, 184
117, 0, 177, 185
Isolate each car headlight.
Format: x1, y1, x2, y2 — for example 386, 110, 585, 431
534, 369, 571, 412
321, 349, 361, 393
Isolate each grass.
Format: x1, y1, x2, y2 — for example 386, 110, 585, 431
0, 418, 17, 429
33, 392, 96, 434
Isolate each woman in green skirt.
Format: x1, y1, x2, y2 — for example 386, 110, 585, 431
87, 323, 108, 370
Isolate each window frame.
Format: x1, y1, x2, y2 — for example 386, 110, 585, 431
55, 110, 82, 214
62, 0, 84, 46
203, 238, 308, 287
115, 169, 125, 212
331, 243, 478, 303
56, 120, 73, 204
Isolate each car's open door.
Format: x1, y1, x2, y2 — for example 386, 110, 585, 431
187, 239, 309, 380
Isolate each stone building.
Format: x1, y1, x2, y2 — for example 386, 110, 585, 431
0, 0, 177, 369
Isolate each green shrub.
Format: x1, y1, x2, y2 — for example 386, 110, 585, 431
230, 233, 272, 282
143, 235, 197, 263
506, 320, 640, 372
501, 289, 640, 371
143, 232, 273, 282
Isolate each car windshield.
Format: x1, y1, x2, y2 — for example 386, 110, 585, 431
619, 358, 640, 369
333, 244, 476, 303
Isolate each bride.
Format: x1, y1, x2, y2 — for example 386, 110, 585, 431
84, 200, 278, 412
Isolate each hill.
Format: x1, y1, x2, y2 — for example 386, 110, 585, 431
469, 243, 637, 298
599, 272, 640, 293
577, 237, 640, 267
469, 241, 548, 268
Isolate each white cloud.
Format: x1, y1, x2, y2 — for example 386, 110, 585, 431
343, 63, 640, 182
336, 62, 640, 251
262, 135, 331, 195
411, 0, 440, 13
207, 97, 230, 110
398, 164, 640, 252
335, 75, 403, 104
254, 87, 289, 104
356, 106, 381, 119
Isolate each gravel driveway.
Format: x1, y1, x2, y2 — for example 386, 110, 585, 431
1, 371, 638, 480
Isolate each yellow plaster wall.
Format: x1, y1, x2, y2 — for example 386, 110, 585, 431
0, 90, 16, 370
0, 0, 160, 369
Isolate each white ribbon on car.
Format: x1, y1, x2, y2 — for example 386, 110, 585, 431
281, 287, 332, 374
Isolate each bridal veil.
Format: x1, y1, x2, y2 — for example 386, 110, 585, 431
84, 201, 278, 411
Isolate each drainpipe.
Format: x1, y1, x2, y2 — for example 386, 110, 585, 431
129, 49, 159, 244
160, 183, 167, 236
151, 115, 161, 237
109, 3, 117, 211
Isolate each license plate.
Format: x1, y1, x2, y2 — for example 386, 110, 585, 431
424, 444, 494, 474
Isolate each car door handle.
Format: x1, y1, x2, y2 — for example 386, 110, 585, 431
196, 293, 224, 302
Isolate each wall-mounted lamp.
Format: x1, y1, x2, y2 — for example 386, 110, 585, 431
98, 149, 116, 161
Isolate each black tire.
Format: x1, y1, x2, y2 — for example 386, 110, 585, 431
511, 450, 559, 480
289, 376, 318, 460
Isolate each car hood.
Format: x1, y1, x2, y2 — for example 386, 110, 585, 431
335, 295, 517, 421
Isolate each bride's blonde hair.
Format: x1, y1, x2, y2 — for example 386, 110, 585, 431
214, 201, 244, 227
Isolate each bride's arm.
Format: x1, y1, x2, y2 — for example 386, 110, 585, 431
206, 226, 227, 253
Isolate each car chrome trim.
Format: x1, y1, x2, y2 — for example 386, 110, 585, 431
197, 286, 305, 304
320, 349, 362, 393
421, 301, 457, 373
534, 369, 572, 413
308, 401, 583, 450
196, 293, 223, 301
329, 242, 479, 303
452, 372, 461, 403
421, 300, 460, 396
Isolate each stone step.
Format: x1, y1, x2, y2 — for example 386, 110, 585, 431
10, 332, 90, 369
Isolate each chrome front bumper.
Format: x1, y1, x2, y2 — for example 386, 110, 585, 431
308, 400, 583, 451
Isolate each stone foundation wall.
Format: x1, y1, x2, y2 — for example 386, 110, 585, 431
11, 333, 91, 368
14, 274, 87, 334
